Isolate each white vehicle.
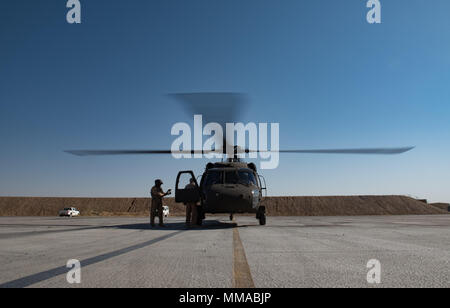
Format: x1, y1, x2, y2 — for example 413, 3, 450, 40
59, 207, 80, 217
162, 205, 169, 217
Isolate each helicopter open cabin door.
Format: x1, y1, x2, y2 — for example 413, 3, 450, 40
175, 171, 200, 203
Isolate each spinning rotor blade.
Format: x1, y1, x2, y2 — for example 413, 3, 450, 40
66, 93, 413, 158
169, 92, 249, 151
169, 92, 249, 128
65, 147, 414, 156
254, 147, 415, 155
65, 150, 212, 156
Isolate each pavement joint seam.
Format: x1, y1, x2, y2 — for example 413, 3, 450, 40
232, 221, 255, 288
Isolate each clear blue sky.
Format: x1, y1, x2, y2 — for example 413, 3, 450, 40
1, 0, 450, 202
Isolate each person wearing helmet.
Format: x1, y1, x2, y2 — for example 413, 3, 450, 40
150, 179, 171, 227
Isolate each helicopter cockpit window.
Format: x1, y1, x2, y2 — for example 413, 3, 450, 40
224, 171, 240, 184
205, 170, 222, 186
238, 170, 257, 186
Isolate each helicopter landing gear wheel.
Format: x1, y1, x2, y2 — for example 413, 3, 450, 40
197, 206, 204, 226
230, 214, 234, 221
256, 206, 266, 226
259, 214, 266, 226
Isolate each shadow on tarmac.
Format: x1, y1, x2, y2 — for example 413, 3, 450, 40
113, 220, 237, 231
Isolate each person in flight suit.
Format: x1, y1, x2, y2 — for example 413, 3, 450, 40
185, 178, 198, 226
150, 179, 171, 227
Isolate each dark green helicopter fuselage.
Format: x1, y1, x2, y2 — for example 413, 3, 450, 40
175, 160, 267, 225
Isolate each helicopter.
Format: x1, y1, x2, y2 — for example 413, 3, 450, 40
65, 92, 414, 226
175, 147, 269, 225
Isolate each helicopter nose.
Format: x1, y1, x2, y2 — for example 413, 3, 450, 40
213, 191, 249, 201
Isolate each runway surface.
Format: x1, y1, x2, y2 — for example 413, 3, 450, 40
0, 215, 448, 288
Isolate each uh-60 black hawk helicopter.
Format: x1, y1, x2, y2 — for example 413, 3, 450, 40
66, 93, 414, 226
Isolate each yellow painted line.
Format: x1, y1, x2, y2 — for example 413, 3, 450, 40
232, 223, 255, 288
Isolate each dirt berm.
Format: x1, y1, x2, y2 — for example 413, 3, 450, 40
430, 203, 450, 212
0, 196, 446, 216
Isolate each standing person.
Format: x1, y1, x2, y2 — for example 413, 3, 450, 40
185, 178, 198, 226
150, 179, 171, 227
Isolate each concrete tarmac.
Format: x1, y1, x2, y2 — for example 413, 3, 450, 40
0, 215, 448, 288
